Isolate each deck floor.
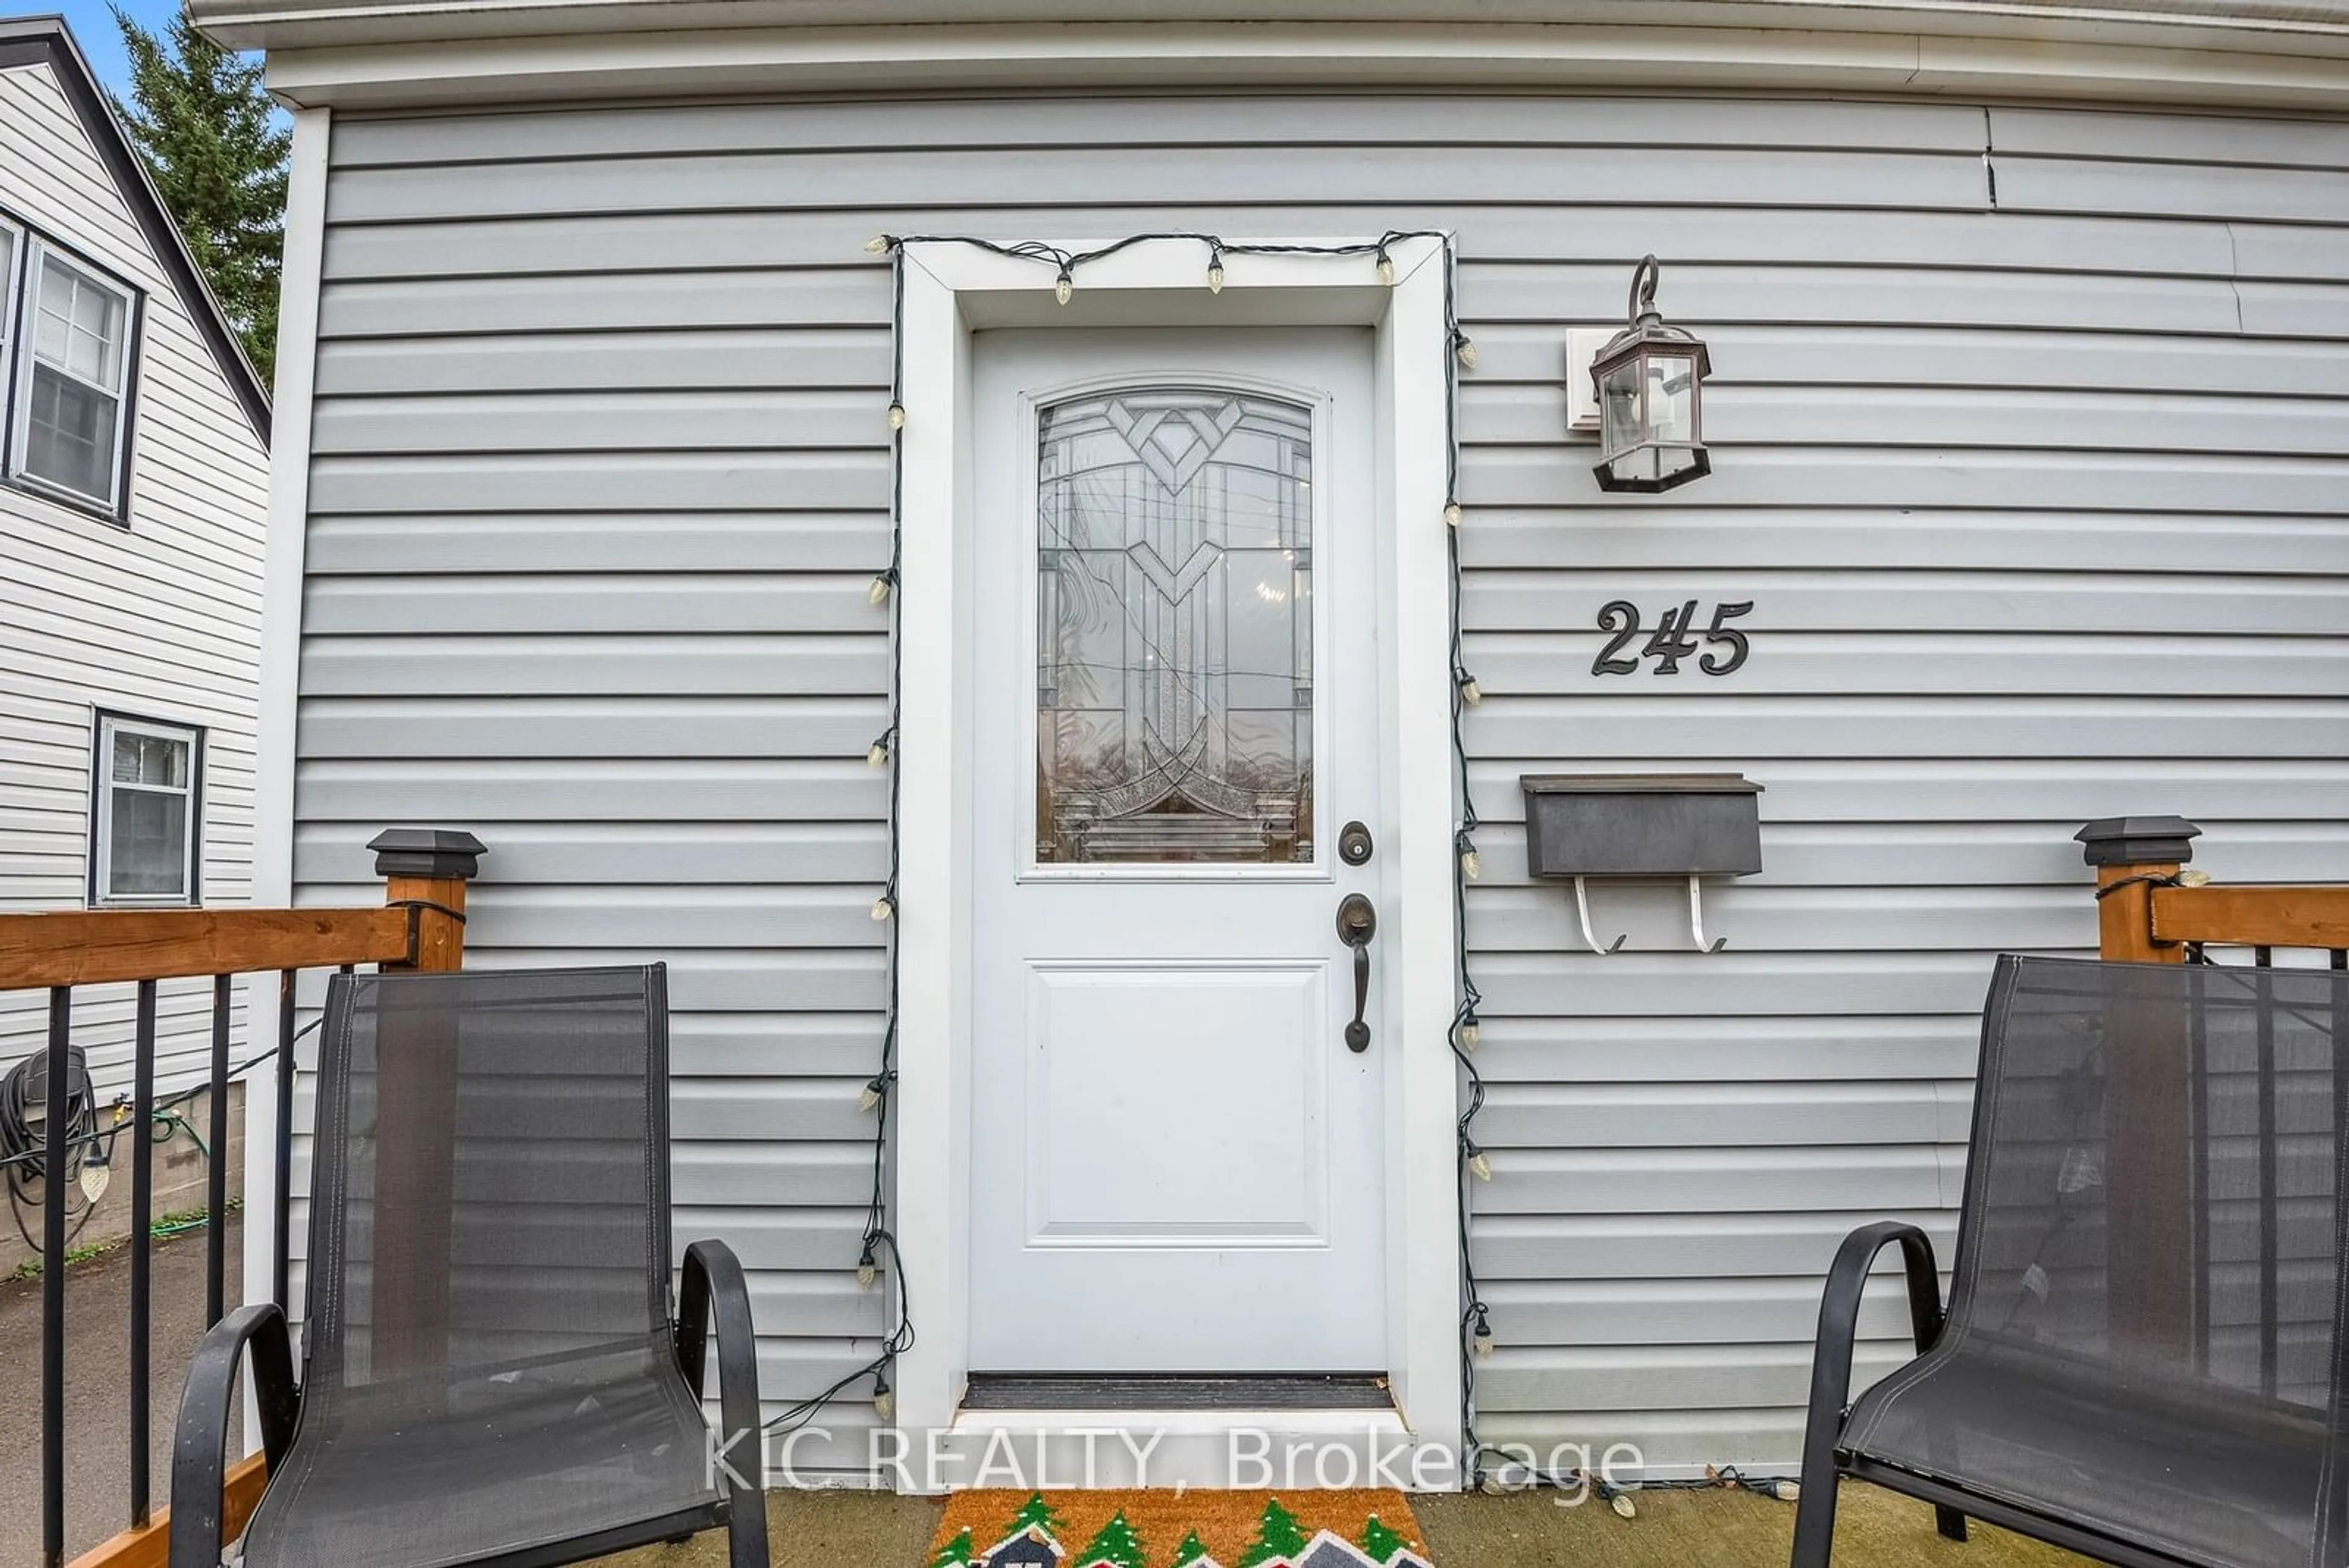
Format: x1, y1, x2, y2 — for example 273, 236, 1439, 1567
595, 1482, 2093, 1567
1, 1226, 2085, 1568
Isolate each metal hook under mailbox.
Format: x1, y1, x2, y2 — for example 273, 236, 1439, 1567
1687, 875, 1729, 954
1573, 875, 1629, 956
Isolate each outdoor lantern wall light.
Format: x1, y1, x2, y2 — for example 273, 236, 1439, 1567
1589, 255, 1713, 493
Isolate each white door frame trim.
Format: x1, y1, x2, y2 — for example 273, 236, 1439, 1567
892, 234, 1462, 1474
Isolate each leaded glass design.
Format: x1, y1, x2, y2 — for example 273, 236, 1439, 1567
1036, 387, 1315, 864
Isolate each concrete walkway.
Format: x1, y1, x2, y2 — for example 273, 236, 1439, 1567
0, 1216, 240, 1563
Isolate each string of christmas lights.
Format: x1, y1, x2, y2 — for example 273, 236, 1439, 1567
765, 245, 915, 1445
798, 229, 1494, 1485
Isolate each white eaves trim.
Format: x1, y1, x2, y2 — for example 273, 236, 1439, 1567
187, 0, 2349, 51
213, 6, 2349, 110
251, 17, 2349, 111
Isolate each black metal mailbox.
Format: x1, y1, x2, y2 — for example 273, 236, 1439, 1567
1520, 773, 1764, 879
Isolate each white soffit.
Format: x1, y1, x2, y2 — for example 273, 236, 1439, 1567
190, 2, 2349, 111
189, 0, 2349, 48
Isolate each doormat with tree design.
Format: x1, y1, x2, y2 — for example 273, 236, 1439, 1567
924, 1490, 1433, 1567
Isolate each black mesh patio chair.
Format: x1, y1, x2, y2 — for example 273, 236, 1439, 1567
167, 964, 769, 1568
1794, 954, 2349, 1568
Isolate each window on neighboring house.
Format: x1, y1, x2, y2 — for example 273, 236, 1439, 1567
0, 222, 17, 390
13, 241, 135, 512
92, 714, 201, 906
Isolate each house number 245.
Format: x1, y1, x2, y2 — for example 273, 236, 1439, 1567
1592, 599, 1753, 677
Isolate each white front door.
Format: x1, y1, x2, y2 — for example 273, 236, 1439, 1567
968, 328, 1387, 1373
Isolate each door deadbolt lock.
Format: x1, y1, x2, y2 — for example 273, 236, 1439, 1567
1338, 820, 1374, 866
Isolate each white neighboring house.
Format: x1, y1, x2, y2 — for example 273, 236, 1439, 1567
0, 17, 270, 1129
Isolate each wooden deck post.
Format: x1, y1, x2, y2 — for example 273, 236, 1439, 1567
2076, 816, 2200, 1364
2079, 816, 2199, 966
376, 828, 482, 975
364, 829, 486, 1388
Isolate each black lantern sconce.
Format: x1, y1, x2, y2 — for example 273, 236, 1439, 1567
1589, 255, 1712, 494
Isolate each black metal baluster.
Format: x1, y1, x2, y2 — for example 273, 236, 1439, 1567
129, 979, 157, 1527
42, 986, 69, 1568
2188, 962, 2211, 1374
2255, 956, 2279, 1399
275, 969, 295, 1310
2337, 957, 2349, 1422
207, 973, 229, 1328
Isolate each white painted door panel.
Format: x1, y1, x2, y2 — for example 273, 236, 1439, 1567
970, 329, 1386, 1372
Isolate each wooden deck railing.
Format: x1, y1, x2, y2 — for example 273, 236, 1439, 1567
2082, 814, 2349, 965
2077, 815, 2349, 1383
1, 828, 484, 1568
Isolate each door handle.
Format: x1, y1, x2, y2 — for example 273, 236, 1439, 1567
1335, 893, 1376, 1052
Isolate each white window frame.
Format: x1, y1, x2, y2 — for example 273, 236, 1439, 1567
10, 237, 138, 515
0, 219, 21, 403
92, 713, 202, 908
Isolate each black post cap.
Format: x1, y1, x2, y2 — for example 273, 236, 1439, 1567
2075, 816, 2200, 868
368, 828, 488, 880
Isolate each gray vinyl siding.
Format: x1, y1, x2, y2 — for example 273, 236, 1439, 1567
292, 91, 2349, 1474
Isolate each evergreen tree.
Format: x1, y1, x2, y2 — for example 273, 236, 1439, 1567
1074, 1510, 1147, 1568
999, 1493, 1066, 1545
110, 2, 288, 382
1170, 1529, 1214, 1567
1356, 1515, 1412, 1564
930, 1527, 979, 1568
1236, 1498, 1308, 1567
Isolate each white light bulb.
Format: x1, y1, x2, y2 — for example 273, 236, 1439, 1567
857, 1082, 883, 1113
1460, 1020, 1480, 1052
1376, 254, 1396, 286
870, 896, 894, 923
887, 403, 905, 431
1468, 1150, 1493, 1182
873, 1387, 895, 1422
1461, 847, 1482, 880
864, 235, 890, 254
1474, 1329, 1494, 1358
1054, 272, 1074, 307
1444, 502, 1463, 529
1206, 259, 1225, 294
868, 574, 892, 606
1611, 1494, 1638, 1520
867, 741, 889, 770
2176, 869, 2213, 887
857, 1257, 877, 1290
1460, 677, 1483, 707
1455, 336, 1480, 372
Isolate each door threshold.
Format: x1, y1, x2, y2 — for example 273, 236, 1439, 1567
941, 1382, 1409, 1490
965, 1373, 1393, 1411
938, 1394, 1414, 1490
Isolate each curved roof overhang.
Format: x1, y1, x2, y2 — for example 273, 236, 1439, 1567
186, 0, 2349, 111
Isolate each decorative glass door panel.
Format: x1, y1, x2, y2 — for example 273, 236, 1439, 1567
1035, 388, 1314, 865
